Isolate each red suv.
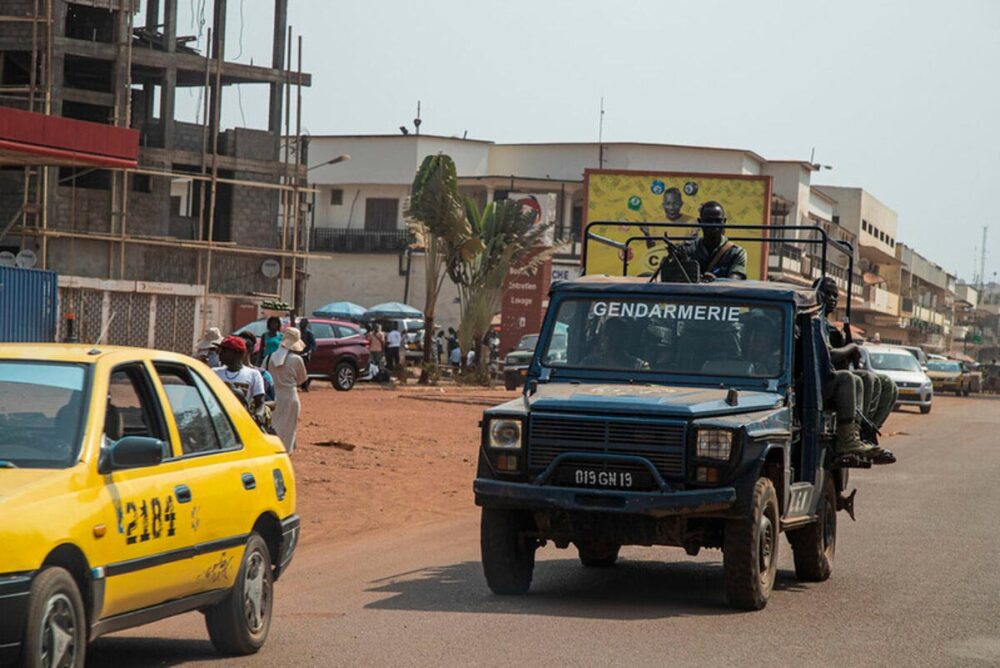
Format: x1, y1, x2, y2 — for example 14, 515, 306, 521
234, 317, 370, 390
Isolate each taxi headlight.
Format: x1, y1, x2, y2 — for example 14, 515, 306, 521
695, 429, 733, 460
489, 419, 522, 449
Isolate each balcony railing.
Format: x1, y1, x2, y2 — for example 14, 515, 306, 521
311, 228, 411, 253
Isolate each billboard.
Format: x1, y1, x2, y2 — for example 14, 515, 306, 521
507, 192, 557, 246
582, 169, 772, 280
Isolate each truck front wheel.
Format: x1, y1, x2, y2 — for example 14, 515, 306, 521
481, 508, 536, 595
723, 477, 779, 610
788, 476, 836, 582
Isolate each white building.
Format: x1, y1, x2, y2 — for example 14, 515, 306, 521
300, 135, 840, 329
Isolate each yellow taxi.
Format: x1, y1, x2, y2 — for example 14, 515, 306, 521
0, 344, 298, 667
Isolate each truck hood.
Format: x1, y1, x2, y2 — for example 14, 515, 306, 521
526, 382, 783, 418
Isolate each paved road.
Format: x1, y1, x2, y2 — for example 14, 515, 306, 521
88, 396, 1000, 667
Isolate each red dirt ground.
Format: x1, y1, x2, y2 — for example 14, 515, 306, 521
292, 383, 518, 545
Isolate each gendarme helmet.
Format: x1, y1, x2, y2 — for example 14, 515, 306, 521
698, 201, 726, 224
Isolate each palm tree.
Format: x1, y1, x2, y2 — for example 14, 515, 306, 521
405, 154, 482, 382
454, 198, 559, 375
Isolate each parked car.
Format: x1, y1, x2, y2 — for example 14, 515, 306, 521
926, 359, 973, 396
503, 333, 567, 391
0, 344, 299, 666
234, 317, 369, 390
862, 345, 934, 413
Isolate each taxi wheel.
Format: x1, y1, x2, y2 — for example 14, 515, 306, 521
205, 534, 273, 656
788, 476, 836, 582
723, 477, 779, 610
20, 567, 87, 668
481, 508, 536, 595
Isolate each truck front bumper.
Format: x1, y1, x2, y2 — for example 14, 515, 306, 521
474, 478, 736, 518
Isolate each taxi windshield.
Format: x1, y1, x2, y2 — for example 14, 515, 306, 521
869, 352, 921, 373
0, 361, 89, 469
927, 360, 961, 373
541, 297, 786, 378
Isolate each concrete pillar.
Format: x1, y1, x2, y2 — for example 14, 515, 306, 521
562, 188, 575, 238
146, 0, 161, 31
160, 0, 177, 149
268, 0, 289, 152
208, 0, 227, 149
485, 186, 495, 204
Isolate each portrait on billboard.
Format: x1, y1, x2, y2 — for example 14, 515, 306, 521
583, 169, 772, 280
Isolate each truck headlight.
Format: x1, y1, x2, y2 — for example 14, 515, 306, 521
695, 429, 733, 460
489, 419, 522, 449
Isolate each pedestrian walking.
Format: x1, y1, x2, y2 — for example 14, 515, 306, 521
435, 330, 445, 364
265, 327, 309, 453
386, 324, 402, 369
299, 318, 317, 392
259, 316, 283, 364
214, 336, 267, 427
367, 323, 386, 369
194, 327, 224, 367
238, 332, 275, 402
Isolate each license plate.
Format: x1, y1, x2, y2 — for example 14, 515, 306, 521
557, 467, 647, 490
519, 369, 527, 376
899, 389, 917, 396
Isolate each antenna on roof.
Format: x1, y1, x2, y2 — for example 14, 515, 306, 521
413, 100, 422, 136
598, 96, 606, 168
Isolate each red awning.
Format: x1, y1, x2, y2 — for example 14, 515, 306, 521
0, 107, 139, 169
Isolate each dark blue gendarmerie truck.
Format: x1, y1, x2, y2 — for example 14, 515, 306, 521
474, 225, 864, 610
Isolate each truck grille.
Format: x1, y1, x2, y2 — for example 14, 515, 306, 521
528, 415, 686, 478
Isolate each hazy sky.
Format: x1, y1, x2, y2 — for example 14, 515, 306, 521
174, 0, 999, 282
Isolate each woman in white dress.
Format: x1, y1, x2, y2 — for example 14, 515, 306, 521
265, 327, 309, 452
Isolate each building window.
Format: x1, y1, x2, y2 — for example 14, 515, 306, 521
832, 215, 840, 226
862, 220, 868, 232
65, 3, 116, 43
364, 198, 399, 232
330, 188, 344, 206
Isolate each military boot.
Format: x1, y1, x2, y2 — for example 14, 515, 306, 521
835, 421, 875, 457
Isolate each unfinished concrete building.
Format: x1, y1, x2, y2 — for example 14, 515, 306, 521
0, 0, 310, 349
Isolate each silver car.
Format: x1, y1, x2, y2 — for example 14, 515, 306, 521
862, 345, 933, 414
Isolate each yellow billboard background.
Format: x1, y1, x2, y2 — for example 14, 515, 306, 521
583, 170, 772, 279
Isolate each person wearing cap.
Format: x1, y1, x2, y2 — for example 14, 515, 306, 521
194, 327, 224, 367
214, 336, 266, 421
680, 201, 748, 281
265, 327, 309, 453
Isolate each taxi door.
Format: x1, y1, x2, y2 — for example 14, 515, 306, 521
89, 361, 202, 618
149, 361, 261, 595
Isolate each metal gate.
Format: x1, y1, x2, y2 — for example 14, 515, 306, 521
57, 280, 201, 353
0, 266, 59, 342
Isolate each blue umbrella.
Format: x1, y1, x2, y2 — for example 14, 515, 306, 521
312, 301, 368, 321
366, 302, 424, 320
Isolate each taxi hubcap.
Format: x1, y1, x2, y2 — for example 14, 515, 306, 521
243, 551, 269, 634
40, 593, 76, 668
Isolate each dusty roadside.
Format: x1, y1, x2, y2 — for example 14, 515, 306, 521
292, 383, 517, 544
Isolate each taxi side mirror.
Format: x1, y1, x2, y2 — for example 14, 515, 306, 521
99, 437, 166, 473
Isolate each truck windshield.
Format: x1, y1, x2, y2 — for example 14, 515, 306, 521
541, 297, 786, 378
0, 361, 89, 469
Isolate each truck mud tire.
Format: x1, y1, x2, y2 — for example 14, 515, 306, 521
20, 567, 87, 668
205, 533, 273, 656
481, 508, 536, 595
576, 542, 621, 568
920, 404, 932, 414
788, 476, 836, 582
333, 361, 356, 391
723, 477, 779, 610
